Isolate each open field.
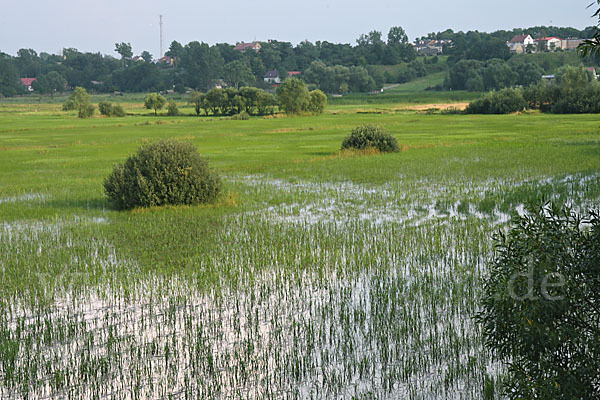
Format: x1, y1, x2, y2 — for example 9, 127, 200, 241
1, 99, 599, 399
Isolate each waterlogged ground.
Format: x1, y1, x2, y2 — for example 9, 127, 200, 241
1, 105, 600, 398
2, 170, 599, 399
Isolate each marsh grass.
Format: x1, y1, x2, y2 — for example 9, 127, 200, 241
0, 99, 599, 399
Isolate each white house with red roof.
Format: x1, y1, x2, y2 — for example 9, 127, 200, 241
534, 37, 562, 51
20, 78, 37, 92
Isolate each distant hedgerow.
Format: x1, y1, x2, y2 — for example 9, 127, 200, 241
104, 140, 221, 210
465, 88, 526, 114
341, 124, 399, 153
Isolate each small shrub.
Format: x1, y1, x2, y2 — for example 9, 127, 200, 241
98, 102, 126, 117
104, 140, 221, 210
167, 99, 179, 116
98, 101, 113, 116
465, 88, 526, 114
78, 103, 95, 118
230, 111, 250, 120
111, 104, 126, 117
341, 124, 399, 153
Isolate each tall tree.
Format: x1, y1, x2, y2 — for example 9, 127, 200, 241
223, 60, 255, 88
166, 40, 184, 67
141, 51, 153, 63
0, 55, 22, 97
114, 42, 133, 65
16, 48, 41, 77
387, 26, 409, 45
32, 71, 67, 97
179, 41, 224, 90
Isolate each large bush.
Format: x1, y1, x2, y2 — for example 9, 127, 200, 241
307, 89, 327, 115
341, 124, 399, 153
167, 99, 179, 116
104, 140, 221, 210
465, 88, 526, 114
477, 204, 600, 400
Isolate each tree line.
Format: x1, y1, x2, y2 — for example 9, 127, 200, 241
62, 78, 326, 119
420, 26, 598, 63
465, 65, 600, 114
1, 24, 598, 98
444, 49, 599, 92
0, 27, 415, 97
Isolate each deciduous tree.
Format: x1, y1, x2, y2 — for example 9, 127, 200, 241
115, 42, 133, 60
276, 77, 309, 114
188, 91, 206, 116
144, 93, 167, 115
224, 60, 255, 89
62, 86, 95, 118
32, 71, 67, 97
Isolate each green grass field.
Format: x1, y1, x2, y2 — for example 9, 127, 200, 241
1, 98, 599, 399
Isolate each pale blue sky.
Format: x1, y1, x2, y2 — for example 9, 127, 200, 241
0, 0, 596, 57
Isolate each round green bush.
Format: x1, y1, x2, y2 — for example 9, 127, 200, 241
104, 140, 221, 210
111, 104, 126, 117
341, 124, 399, 153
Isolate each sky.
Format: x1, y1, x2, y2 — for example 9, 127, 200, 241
0, 0, 597, 57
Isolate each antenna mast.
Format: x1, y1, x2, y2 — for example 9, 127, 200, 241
159, 15, 164, 57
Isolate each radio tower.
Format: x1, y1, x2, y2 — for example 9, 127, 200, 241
159, 15, 164, 57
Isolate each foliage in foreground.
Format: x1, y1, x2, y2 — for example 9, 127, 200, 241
578, 0, 600, 58
477, 204, 600, 400
62, 86, 95, 118
341, 124, 399, 152
465, 88, 526, 114
104, 140, 221, 210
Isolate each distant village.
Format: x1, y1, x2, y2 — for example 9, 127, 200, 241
411, 34, 585, 56
12, 30, 596, 94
